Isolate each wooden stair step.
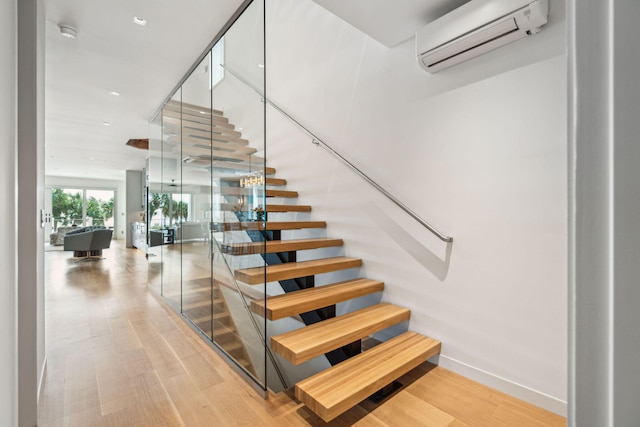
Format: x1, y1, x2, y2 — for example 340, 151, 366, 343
183, 141, 256, 154
163, 114, 235, 131
165, 100, 225, 117
184, 124, 242, 138
182, 297, 224, 311
191, 310, 231, 325
251, 278, 384, 320
265, 189, 299, 198
220, 341, 244, 353
162, 107, 229, 125
266, 204, 312, 213
210, 161, 275, 174
235, 256, 362, 285
214, 221, 326, 232
222, 237, 343, 256
180, 127, 246, 143
173, 139, 254, 154
271, 303, 410, 365
212, 324, 237, 339
220, 187, 298, 198
174, 138, 253, 153
184, 157, 273, 173
295, 331, 441, 422
218, 203, 311, 213
169, 134, 249, 147
164, 100, 224, 117
168, 133, 249, 146
220, 176, 286, 186
177, 146, 263, 163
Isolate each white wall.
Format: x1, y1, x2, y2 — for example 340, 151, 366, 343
46, 176, 127, 240
125, 170, 144, 247
0, 0, 19, 424
263, 0, 567, 414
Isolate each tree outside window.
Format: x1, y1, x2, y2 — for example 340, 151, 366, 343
51, 188, 115, 230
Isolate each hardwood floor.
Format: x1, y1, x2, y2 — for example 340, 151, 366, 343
40, 240, 566, 426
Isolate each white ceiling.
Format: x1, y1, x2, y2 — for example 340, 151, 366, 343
45, 0, 466, 181
312, 0, 470, 47
45, 0, 245, 180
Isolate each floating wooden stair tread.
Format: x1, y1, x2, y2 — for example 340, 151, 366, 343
178, 140, 256, 154
174, 132, 250, 145
165, 100, 225, 117
214, 221, 326, 232
180, 128, 246, 143
163, 115, 235, 131
222, 237, 343, 256
295, 331, 441, 422
218, 203, 311, 213
220, 176, 286, 186
220, 187, 298, 198
184, 125, 242, 138
162, 108, 229, 125
271, 303, 410, 365
265, 189, 299, 198
235, 257, 362, 285
266, 204, 312, 212
209, 162, 275, 174
251, 278, 383, 320
178, 146, 263, 163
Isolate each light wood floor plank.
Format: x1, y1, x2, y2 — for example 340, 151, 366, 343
40, 240, 565, 426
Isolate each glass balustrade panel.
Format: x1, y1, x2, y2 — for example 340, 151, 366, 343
148, 112, 163, 294
160, 89, 183, 311
180, 52, 214, 340
207, 0, 282, 390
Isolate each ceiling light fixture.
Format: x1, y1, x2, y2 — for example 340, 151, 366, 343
133, 16, 147, 26
258, 64, 265, 68
102, 122, 111, 126
110, 91, 120, 96
59, 24, 78, 39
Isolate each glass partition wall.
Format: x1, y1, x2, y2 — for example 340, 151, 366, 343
148, 0, 281, 391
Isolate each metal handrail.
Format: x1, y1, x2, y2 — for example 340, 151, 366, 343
210, 231, 288, 389
221, 65, 453, 243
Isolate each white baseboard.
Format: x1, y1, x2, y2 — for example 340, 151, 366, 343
37, 356, 47, 403
434, 354, 567, 417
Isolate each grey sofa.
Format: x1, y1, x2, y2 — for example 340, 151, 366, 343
63, 227, 113, 261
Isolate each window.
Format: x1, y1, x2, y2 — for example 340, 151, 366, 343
210, 37, 225, 89
51, 188, 115, 231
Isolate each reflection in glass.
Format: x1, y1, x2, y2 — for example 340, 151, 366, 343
148, 112, 163, 294
180, 52, 214, 340
150, 0, 280, 391
160, 89, 183, 312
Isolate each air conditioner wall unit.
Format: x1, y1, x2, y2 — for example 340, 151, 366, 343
416, 0, 548, 73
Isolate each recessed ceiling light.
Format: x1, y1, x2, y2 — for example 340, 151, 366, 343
59, 24, 78, 39
102, 122, 111, 126
89, 157, 95, 160
258, 64, 265, 68
133, 16, 147, 26
110, 91, 120, 96
199, 111, 207, 114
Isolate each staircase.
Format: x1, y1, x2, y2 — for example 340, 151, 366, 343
171, 102, 442, 422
